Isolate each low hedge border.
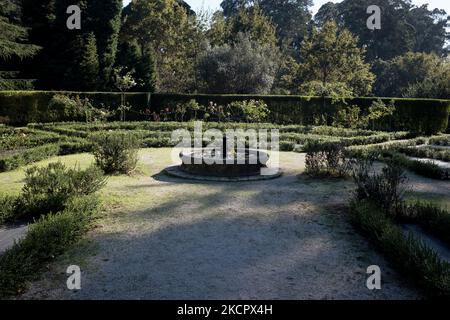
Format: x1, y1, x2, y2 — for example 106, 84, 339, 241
28, 122, 384, 136
395, 146, 450, 162
350, 199, 450, 298
0, 139, 93, 172
383, 151, 450, 180
429, 135, 450, 146
0, 195, 100, 298
399, 203, 450, 247
0, 122, 422, 171
0, 128, 62, 152
0, 143, 61, 172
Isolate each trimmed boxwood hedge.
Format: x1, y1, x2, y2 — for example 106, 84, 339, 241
0, 139, 93, 172
0, 91, 150, 125
1, 91, 449, 134
151, 94, 450, 135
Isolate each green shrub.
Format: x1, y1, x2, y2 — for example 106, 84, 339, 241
0, 143, 60, 172
352, 159, 407, 215
90, 131, 141, 174
0, 128, 61, 152
400, 203, 450, 247
429, 135, 450, 146
333, 100, 396, 130
10, 162, 106, 221
304, 141, 351, 178
350, 200, 450, 298
226, 100, 270, 123
0, 195, 19, 225
0, 195, 100, 298
387, 152, 449, 180
47, 94, 86, 122
333, 105, 364, 129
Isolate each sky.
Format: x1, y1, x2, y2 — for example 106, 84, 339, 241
123, 0, 450, 15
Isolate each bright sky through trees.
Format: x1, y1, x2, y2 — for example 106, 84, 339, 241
122, 0, 450, 15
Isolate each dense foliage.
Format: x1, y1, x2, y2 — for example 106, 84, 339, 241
90, 131, 141, 174
197, 34, 279, 94
0, 195, 101, 298
299, 21, 375, 97
1, 92, 448, 134
0, 0, 447, 98
349, 160, 450, 297
0, 162, 105, 222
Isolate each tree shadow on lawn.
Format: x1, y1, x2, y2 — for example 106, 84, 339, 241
64, 180, 419, 300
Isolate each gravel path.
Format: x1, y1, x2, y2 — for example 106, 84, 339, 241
19, 150, 421, 300
0, 223, 28, 254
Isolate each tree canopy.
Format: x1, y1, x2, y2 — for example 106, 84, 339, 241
374, 52, 450, 98
0, 0, 40, 61
120, 0, 202, 92
197, 33, 280, 94
0, 0, 448, 98
314, 0, 449, 60
299, 21, 375, 96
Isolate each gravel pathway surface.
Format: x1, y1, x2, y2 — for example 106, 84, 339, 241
17, 150, 422, 300
0, 223, 28, 254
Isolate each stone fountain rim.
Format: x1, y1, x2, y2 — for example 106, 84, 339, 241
164, 166, 283, 182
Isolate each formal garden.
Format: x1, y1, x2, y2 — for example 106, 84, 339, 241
1, 0, 450, 301
0, 91, 449, 299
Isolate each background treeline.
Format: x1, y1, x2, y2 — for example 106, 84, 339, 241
0, 0, 449, 98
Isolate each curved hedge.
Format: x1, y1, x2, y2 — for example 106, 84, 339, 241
1, 91, 449, 134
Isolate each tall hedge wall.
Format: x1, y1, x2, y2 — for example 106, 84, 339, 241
151, 94, 450, 134
0, 91, 150, 124
1, 91, 449, 134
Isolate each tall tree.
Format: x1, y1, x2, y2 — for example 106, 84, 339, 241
120, 0, 202, 92
314, 0, 449, 60
0, 0, 40, 61
258, 0, 312, 48
221, 0, 312, 48
374, 52, 449, 98
221, 0, 251, 17
408, 5, 449, 55
38, 0, 86, 89
86, 0, 122, 89
299, 21, 375, 96
208, 6, 277, 47
20, 0, 121, 90
197, 33, 280, 94
75, 32, 100, 90
137, 47, 157, 92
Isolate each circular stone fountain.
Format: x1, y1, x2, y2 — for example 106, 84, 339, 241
165, 138, 282, 182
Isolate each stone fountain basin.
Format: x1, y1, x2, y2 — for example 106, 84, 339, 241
180, 148, 270, 177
